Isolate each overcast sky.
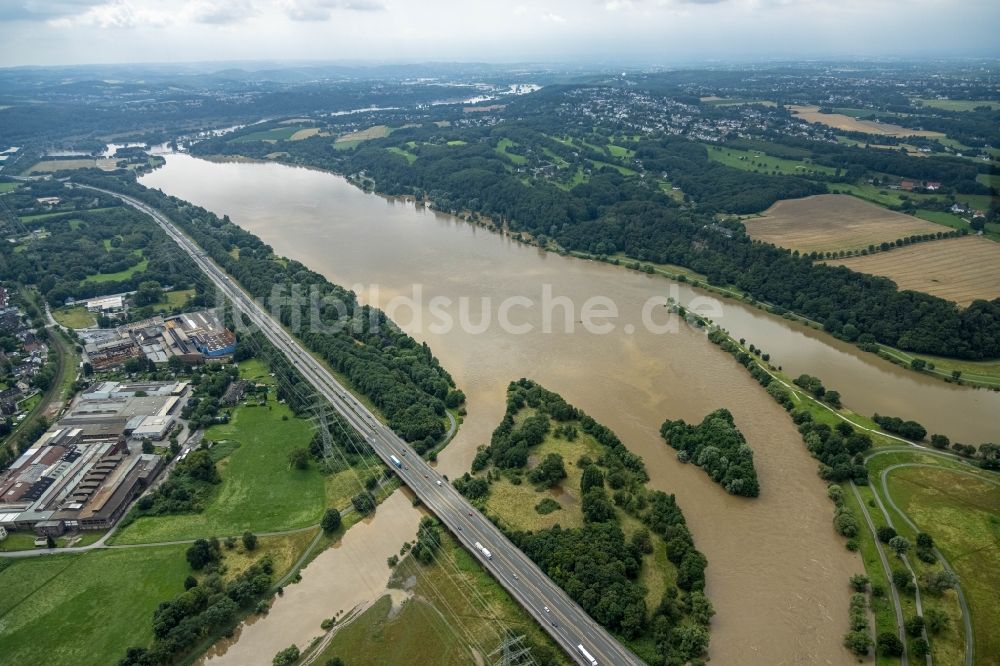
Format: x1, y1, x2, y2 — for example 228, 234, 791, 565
1, 0, 998, 68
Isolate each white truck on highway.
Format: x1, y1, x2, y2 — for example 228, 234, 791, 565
577, 644, 598, 666
474, 541, 493, 560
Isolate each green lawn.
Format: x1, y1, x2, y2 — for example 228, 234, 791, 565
0, 182, 20, 193
887, 466, 1000, 664
332, 139, 362, 151
51, 305, 96, 329
20, 206, 119, 224
238, 357, 275, 384
82, 255, 148, 284
976, 173, 1000, 190
916, 99, 1000, 112
386, 146, 418, 164
706, 145, 836, 176
113, 400, 327, 543
839, 484, 899, 661
607, 143, 635, 159
827, 182, 945, 208
955, 193, 995, 212
147, 288, 195, 311
495, 138, 527, 165
914, 209, 1000, 243
588, 159, 636, 176
0, 546, 188, 666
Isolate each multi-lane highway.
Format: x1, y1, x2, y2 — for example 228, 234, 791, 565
81, 184, 643, 666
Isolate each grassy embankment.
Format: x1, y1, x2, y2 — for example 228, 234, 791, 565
867, 451, 999, 664
306, 530, 569, 666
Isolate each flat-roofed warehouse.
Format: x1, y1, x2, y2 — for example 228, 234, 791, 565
0, 380, 188, 535
169, 309, 236, 358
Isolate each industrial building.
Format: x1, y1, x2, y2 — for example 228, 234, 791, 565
80, 309, 236, 370
0, 380, 188, 536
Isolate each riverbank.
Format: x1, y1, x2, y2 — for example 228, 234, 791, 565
141, 153, 865, 664
184, 148, 1000, 394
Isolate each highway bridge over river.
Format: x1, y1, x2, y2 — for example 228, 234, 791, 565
83, 184, 643, 666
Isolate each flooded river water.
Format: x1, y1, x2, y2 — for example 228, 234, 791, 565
143, 155, 998, 664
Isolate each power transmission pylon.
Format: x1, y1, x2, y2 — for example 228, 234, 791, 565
489, 633, 536, 666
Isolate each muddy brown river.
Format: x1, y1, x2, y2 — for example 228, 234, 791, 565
143, 155, 999, 664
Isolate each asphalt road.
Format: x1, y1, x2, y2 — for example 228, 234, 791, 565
84, 185, 642, 666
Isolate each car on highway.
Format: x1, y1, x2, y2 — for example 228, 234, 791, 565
436, 480, 442, 486
543, 606, 550, 613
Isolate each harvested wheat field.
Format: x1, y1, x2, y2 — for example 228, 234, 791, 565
290, 127, 325, 141
789, 105, 944, 138
745, 194, 945, 252
831, 235, 1000, 306
27, 158, 120, 173
335, 125, 390, 143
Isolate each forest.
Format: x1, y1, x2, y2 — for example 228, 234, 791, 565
0, 184, 201, 304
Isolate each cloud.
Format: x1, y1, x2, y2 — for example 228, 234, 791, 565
49, 0, 171, 29
187, 0, 255, 24
281, 0, 385, 21
0, 0, 107, 21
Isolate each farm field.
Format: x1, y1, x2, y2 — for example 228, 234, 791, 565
832, 235, 1000, 306
26, 158, 119, 173
335, 125, 390, 144
886, 465, 1000, 664
744, 194, 945, 252
789, 105, 944, 138
0, 546, 188, 666
290, 127, 324, 141
0, 181, 20, 193
977, 172, 1000, 190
